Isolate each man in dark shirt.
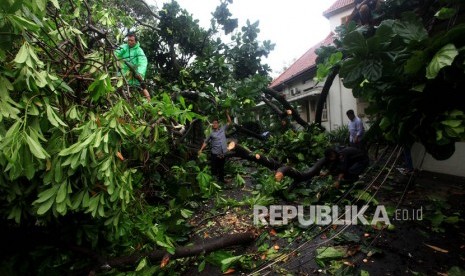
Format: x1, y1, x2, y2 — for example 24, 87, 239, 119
198, 111, 232, 183
324, 146, 369, 183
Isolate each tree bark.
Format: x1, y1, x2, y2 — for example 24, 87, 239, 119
264, 88, 310, 129
100, 231, 257, 270
275, 157, 328, 182
315, 66, 340, 125
228, 142, 328, 183
227, 142, 281, 170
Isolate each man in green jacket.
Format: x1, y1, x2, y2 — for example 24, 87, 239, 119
115, 32, 150, 100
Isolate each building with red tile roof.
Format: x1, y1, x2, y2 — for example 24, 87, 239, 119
265, 0, 367, 131
269, 33, 334, 89
323, 0, 355, 18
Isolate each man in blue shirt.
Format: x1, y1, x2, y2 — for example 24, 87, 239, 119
198, 111, 232, 183
346, 109, 364, 149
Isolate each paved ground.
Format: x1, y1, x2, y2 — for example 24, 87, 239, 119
185, 157, 465, 275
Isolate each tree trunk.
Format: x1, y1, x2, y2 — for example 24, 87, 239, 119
275, 157, 327, 182
228, 142, 328, 183
100, 231, 257, 270
315, 66, 339, 125
264, 88, 310, 129
227, 142, 281, 170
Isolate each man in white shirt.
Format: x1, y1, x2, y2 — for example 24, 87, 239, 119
346, 109, 364, 149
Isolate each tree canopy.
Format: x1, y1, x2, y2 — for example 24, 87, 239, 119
316, 0, 465, 160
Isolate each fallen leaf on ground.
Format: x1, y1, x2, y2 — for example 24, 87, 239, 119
269, 229, 277, 236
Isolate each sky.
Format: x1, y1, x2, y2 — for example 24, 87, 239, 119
150, 0, 332, 77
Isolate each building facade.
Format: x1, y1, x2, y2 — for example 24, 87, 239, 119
268, 0, 465, 177
267, 0, 368, 132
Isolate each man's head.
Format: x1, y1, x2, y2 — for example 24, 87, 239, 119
346, 109, 355, 121
211, 118, 220, 130
324, 148, 339, 161
127, 33, 137, 48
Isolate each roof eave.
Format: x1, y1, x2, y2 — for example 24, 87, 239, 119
270, 66, 317, 90
323, 3, 355, 19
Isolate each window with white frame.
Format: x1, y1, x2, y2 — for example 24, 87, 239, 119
322, 102, 328, 121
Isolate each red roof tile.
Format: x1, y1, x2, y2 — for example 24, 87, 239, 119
270, 33, 334, 88
323, 0, 354, 18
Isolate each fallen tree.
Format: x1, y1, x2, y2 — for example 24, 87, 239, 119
90, 231, 257, 271
227, 141, 328, 183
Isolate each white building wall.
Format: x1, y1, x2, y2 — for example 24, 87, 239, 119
411, 142, 465, 177
325, 76, 357, 131
328, 9, 353, 32
323, 2, 463, 178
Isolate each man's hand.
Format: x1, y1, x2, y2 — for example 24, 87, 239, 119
142, 89, 151, 101
225, 109, 232, 125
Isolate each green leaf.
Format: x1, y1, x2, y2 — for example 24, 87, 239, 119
220, 255, 243, 272
135, 258, 147, 271
36, 0, 47, 11
362, 59, 382, 81
343, 31, 367, 57
448, 266, 465, 276
180, 208, 193, 218
37, 197, 55, 215
315, 246, 346, 260
35, 185, 59, 204
50, 0, 60, 9
393, 13, 428, 44
441, 119, 462, 128
46, 103, 68, 127
435, 8, 457, 20
56, 182, 68, 203
10, 15, 40, 32
340, 57, 363, 88
22, 147, 35, 180
354, 190, 379, 205
198, 260, 206, 272
361, 270, 370, 276
426, 44, 458, 79
379, 117, 391, 131
404, 51, 426, 75
13, 43, 29, 64
26, 134, 49, 159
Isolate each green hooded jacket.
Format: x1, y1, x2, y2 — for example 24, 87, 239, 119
115, 42, 148, 85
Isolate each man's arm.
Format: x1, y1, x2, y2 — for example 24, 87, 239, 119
198, 136, 210, 155
226, 110, 232, 126
198, 142, 207, 154
137, 48, 148, 79
114, 44, 127, 59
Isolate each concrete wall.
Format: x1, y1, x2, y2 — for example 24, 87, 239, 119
328, 9, 353, 32
412, 142, 465, 177
326, 76, 358, 131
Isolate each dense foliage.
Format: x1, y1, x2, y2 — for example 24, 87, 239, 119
317, 0, 465, 159
0, 0, 278, 273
